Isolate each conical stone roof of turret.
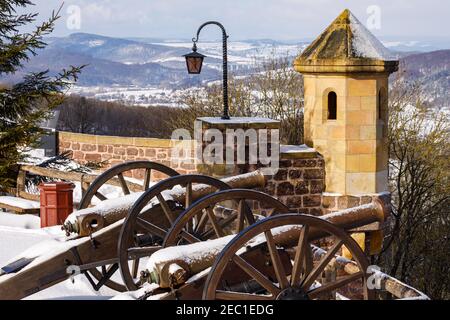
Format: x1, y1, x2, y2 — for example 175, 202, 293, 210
295, 9, 399, 74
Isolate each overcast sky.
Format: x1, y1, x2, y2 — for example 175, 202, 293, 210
22, 0, 450, 40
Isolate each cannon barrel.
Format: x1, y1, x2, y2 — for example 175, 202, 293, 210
273, 198, 389, 246
64, 171, 266, 237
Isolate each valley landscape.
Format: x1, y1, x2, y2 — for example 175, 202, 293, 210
3, 32, 449, 108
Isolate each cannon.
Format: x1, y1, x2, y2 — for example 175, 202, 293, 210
0, 161, 267, 298
116, 200, 428, 300
0, 161, 429, 300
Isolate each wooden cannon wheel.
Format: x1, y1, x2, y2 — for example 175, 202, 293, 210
78, 161, 179, 292
203, 214, 374, 300
78, 160, 179, 209
118, 174, 231, 291
163, 189, 290, 247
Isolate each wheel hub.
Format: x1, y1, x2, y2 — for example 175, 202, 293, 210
276, 287, 309, 300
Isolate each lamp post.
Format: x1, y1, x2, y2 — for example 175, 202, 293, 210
184, 21, 230, 120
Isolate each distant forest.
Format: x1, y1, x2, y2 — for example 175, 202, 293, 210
56, 95, 180, 138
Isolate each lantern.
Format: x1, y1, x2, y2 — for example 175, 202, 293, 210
183, 45, 206, 74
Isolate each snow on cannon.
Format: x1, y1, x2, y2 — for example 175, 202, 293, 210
0, 161, 266, 298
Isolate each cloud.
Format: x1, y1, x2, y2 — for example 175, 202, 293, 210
20, 0, 450, 40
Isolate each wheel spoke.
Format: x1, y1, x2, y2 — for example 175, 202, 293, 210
363, 278, 375, 300
200, 213, 237, 239
238, 199, 255, 229
132, 259, 139, 278
94, 191, 107, 201
301, 239, 344, 291
185, 183, 194, 233
236, 200, 246, 233
136, 217, 167, 239
304, 243, 314, 276
307, 272, 364, 299
291, 225, 309, 287
264, 230, 289, 289
180, 230, 201, 243
127, 246, 161, 259
232, 255, 280, 296
157, 194, 175, 224
215, 290, 272, 300
244, 204, 256, 225
185, 183, 192, 208
194, 210, 208, 234
117, 173, 130, 195
143, 168, 151, 190
206, 207, 225, 238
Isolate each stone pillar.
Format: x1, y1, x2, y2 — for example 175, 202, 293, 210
195, 117, 280, 177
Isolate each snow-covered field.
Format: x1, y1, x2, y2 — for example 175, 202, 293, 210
68, 85, 195, 107
152, 40, 306, 64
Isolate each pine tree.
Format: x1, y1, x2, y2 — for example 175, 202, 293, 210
0, 0, 82, 189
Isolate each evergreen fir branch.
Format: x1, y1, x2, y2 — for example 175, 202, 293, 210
0, 1, 83, 190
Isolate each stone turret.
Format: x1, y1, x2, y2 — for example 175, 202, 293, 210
294, 9, 398, 195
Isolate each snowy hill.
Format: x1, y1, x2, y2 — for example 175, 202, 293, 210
46, 33, 187, 65
401, 50, 450, 107
4, 47, 191, 87
1, 33, 448, 106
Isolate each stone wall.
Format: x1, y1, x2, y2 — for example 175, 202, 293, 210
58, 132, 197, 178
262, 148, 325, 215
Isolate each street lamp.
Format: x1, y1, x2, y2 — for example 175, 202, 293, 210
183, 43, 206, 74
184, 21, 230, 120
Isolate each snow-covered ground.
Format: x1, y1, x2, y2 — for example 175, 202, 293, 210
0, 214, 117, 299
68, 85, 191, 107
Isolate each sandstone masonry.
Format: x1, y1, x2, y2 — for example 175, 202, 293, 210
58, 132, 197, 180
